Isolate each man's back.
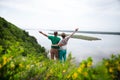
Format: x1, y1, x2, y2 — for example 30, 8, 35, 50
48, 36, 60, 44
48, 36, 61, 49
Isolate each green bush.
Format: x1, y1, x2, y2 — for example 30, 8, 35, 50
0, 43, 120, 80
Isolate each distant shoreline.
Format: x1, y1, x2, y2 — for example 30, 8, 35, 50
50, 30, 120, 35
49, 33, 101, 41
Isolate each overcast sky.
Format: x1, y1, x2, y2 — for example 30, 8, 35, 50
0, 0, 120, 32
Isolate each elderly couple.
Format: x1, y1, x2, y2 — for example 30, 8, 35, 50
39, 28, 79, 62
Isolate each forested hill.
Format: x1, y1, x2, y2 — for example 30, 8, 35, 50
0, 17, 45, 56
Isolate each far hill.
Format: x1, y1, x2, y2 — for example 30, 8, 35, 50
0, 17, 45, 56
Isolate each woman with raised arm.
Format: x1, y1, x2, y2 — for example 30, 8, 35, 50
58, 28, 79, 62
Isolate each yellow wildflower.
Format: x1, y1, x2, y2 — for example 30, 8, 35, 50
87, 61, 92, 67
115, 61, 119, 65
7, 58, 10, 62
117, 66, 120, 71
3, 56, 7, 61
0, 64, 2, 69
83, 72, 88, 77
50, 69, 53, 73
19, 63, 23, 68
3, 56, 7, 65
3, 60, 7, 66
105, 61, 109, 66
7, 57, 12, 63
63, 69, 66, 73
26, 65, 30, 69
67, 75, 70, 78
72, 72, 78, 79
10, 62, 15, 69
81, 63, 85, 68
77, 67, 82, 73
109, 67, 114, 73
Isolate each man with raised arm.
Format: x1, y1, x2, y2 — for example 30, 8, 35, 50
39, 31, 61, 60
58, 28, 79, 62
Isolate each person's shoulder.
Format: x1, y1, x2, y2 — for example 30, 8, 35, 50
49, 35, 54, 37
58, 37, 61, 40
58, 37, 61, 39
56, 36, 60, 39
65, 36, 70, 40
48, 35, 53, 39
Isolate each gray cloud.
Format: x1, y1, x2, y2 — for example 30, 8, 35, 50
0, 0, 120, 31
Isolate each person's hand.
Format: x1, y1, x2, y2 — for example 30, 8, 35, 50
75, 28, 79, 31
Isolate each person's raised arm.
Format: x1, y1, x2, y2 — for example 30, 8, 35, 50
69, 28, 79, 38
58, 28, 78, 47
39, 31, 48, 37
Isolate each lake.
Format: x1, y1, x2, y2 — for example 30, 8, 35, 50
26, 30, 120, 64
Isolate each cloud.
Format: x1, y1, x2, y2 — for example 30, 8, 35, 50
0, 0, 120, 31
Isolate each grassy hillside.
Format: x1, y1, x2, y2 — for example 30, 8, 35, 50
0, 17, 45, 56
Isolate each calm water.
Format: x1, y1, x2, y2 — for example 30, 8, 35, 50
26, 30, 120, 64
